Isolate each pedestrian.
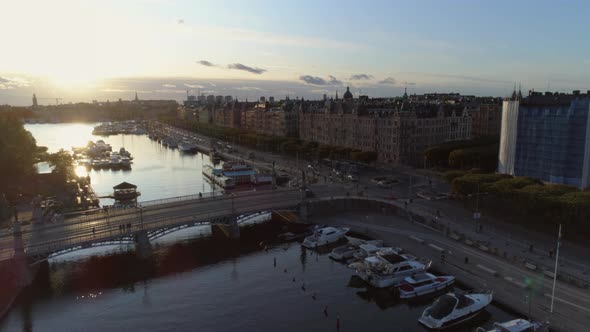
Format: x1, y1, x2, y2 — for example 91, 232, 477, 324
92, 227, 95, 235
404, 201, 408, 210
336, 315, 340, 332
323, 305, 329, 318
273, 257, 276, 268
464, 256, 469, 264
312, 293, 317, 301
436, 209, 441, 218
549, 249, 553, 258
529, 244, 534, 252
301, 282, 306, 292
440, 251, 445, 264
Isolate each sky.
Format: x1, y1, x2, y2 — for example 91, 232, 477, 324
1, 0, 589, 105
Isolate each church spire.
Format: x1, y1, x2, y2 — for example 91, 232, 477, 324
134, 91, 139, 102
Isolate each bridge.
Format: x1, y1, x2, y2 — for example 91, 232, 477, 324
1, 188, 306, 264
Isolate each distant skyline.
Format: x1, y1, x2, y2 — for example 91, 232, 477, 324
1, 0, 589, 105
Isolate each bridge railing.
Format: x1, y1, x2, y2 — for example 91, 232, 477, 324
139, 191, 225, 207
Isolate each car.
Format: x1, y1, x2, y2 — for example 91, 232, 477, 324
347, 174, 359, 182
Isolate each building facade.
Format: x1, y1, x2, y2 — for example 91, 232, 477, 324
498, 90, 590, 188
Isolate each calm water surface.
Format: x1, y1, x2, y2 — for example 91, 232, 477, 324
25, 123, 217, 205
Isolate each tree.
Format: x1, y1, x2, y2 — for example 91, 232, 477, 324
0, 117, 38, 185
47, 149, 74, 180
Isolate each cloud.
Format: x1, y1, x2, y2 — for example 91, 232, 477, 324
299, 75, 327, 85
299, 75, 343, 86
227, 63, 266, 74
328, 75, 343, 85
350, 74, 373, 81
378, 77, 397, 85
155, 89, 187, 94
197, 60, 215, 67
184, 83, 204, 89
234, 86, 263, 91
0, 76, 30, 90
162, 84, 176, 88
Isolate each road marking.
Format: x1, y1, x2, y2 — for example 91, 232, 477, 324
524, 262, 537, 270
409, 235, 425, 244
428, 243, 444, 251
504, 276, 525, 288
476, 264, 497, 276
543, 293, 590, 313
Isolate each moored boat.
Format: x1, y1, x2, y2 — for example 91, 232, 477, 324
476, 318, 549, 332
418, 291, 493, 330
354, 252, 430, 288
302, 227, 349, 248
398, 272, 455, 299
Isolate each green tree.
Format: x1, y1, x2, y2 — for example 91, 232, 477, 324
0, 117, 38, 185
47, 149, 74, 180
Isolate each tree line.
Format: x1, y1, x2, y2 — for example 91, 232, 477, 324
445, 171, 590, 241
162, 117, 379, 164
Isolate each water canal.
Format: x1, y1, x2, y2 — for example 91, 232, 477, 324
24, 123, 217, 205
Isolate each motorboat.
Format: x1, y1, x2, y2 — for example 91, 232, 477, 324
476, 319, 549, 332
120, 157, 131, 169
329, 239, 383, 261
418, 291, 493, 330
398, 272, 455, 299
302, 227, 349, 248
354, 252, 431, 288
353, 243, 401, 260
110, 155, 122, 169
178, 141, 196, 153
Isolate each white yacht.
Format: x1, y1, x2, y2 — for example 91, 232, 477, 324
353, 252, 430, 288
398, 272, 455, 299
329, 239, 383, 261
419, 291, 493, 330
353, 243, 401, 260
302, 227, 349, 248
477, 319, 549, 332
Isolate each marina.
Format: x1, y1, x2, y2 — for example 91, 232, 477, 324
24, 123, 217, 206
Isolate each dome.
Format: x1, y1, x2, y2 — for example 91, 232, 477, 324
343, 86, 353, 101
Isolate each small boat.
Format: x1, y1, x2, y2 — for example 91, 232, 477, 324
398, 272, 455, 299
302, 227, 349, 248
353, 243, 401, 260
329, 239, 383, 261
477, 318, 549, 332
354, 252, 430, 288
418, 291, 493, 330
178, 141, 196, 153
120, 157, 131, 169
